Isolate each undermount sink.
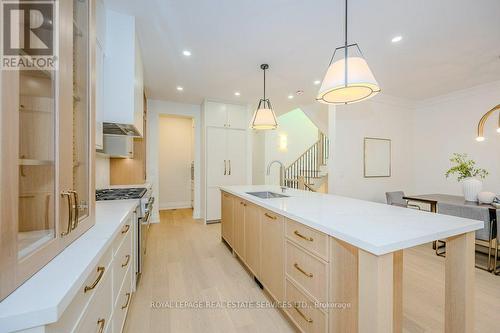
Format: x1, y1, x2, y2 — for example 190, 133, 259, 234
246, 191, 289, 199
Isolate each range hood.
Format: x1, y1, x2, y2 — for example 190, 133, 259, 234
103, 122, 141, 137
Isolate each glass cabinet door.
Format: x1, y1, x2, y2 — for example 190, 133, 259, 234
17, 70, 57, 258
72, 0, 90, 225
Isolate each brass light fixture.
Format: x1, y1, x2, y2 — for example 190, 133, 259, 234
476, 104, 500, 142
316, 0, 380, 104
250, 64, 278, 130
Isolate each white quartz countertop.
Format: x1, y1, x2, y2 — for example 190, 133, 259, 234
0, 200, 140, 333
220, 185, 484, 256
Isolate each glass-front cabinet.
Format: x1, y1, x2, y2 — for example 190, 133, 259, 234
0, 0, 95, 301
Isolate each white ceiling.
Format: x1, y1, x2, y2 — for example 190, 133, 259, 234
105, 0, 500, 114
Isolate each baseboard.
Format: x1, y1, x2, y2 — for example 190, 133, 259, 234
159, 201, 192, 210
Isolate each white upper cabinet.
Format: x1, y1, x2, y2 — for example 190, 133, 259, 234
103, 9, 144, 136
204, 101, 248, 129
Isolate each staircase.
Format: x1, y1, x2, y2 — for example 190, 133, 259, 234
284, 132, 329, 192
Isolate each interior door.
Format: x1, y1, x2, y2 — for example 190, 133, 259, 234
226, 129, 247, 185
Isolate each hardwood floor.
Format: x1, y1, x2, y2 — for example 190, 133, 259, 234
124, 208, 500, 333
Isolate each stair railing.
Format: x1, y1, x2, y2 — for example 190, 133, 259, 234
284, 133, 329, 190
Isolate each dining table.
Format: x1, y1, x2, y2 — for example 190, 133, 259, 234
402, 193, 497, 251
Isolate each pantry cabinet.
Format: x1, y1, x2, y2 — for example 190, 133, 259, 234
0, 0, 96, 301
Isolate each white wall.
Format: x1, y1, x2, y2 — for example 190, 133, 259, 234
95, 154, 110, 189
158, 115, 193, 209
412, 81, 500, 195
265, 108, 319, 185
147, 100, 202, 222
328, 95, 416, 203
252, 131, 266, 185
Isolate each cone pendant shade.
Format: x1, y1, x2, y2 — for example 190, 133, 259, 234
317, 55, 380, 104
251, 64, 278, 130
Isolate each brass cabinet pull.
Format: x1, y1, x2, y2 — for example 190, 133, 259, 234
84, 266, 105, 293
97, 318, 105, 333
121, 292, 131, 309
224, 160, 227, 175
294, 230, 314, 242
69, 190, 79, 230
228, 160, 231, 175
121, 224, 130, 234
60, 191, 73, 236
264, 213, 277, 220
293, 303, 313, 323
294, 263, 313, 278
121, 254, 131, 268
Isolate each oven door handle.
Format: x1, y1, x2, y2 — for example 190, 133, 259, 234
146, 197, 155, 210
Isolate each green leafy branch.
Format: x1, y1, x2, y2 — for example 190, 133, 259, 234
445, 153, 488, 182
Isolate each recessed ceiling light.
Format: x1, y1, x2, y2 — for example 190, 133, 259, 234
287, 95, 294, 99
182, 50, 192, 56
391, 35, 403, 43
296, 90, 304, 96
234, 92, 241, 96
313, 80, 321, 85
176, 86, 184, 91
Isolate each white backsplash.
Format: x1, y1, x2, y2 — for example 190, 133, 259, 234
95, 154, 110, 189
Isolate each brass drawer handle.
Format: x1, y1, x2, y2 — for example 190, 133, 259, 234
264, 213, 277, 220
121, 292, 131, 309
97, 318, 105, 333
294, 263, 313, 278
84, 266, 105, 293
121, 254, 131, 268
121, 224, 130, 234
294, 230, 314, 242
60, 191, 73, 237
293, 304, 313, 323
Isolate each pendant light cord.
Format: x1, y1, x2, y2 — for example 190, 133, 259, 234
344, 0, 348, 87
263, 67, 266, 100
345, 0, 348, 48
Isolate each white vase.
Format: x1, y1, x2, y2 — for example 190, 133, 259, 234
461, 177, 482, 202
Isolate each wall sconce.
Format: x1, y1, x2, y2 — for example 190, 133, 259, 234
279, 134, 288, 152
476, 104, 500, 142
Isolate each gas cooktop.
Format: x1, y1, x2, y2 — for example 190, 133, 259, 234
96, 188, 147, 201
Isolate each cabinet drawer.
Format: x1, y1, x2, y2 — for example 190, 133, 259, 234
47, 246, 112, 333
113, 266, 133, 333
286, 241, 328, 303
285, 279, 327, 333
286, 219, 329, 261
113, 215, 133, 255
75, 268, 113, 333
113, 225, 133, 307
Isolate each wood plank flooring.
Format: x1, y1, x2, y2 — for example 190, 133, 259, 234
124, 209, 500, 333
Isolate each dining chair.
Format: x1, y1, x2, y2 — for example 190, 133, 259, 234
385, 191, 421, 210
437, 202, 495, 271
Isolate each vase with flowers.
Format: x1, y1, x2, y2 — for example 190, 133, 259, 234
445, 153, 488, 202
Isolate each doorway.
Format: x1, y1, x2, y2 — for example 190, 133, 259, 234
158, 115, 195, 211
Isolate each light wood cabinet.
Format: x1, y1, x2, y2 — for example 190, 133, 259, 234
233, 197, 246, 258
0, 0, 96, 301
221, 192, 234, 247
244, 202, 261, 278
260, 209, 285, 301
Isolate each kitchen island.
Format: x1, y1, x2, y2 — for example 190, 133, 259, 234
219, 185, 483, 333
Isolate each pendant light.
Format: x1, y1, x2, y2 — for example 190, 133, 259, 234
250, 64, 278, 130
316, 0, 380, 104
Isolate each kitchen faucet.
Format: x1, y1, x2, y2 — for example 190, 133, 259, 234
266, 160, 287, 192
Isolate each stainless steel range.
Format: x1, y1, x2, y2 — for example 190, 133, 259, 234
96, 187, 154, 284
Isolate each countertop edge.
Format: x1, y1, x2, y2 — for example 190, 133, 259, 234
220, 187, 484, 256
